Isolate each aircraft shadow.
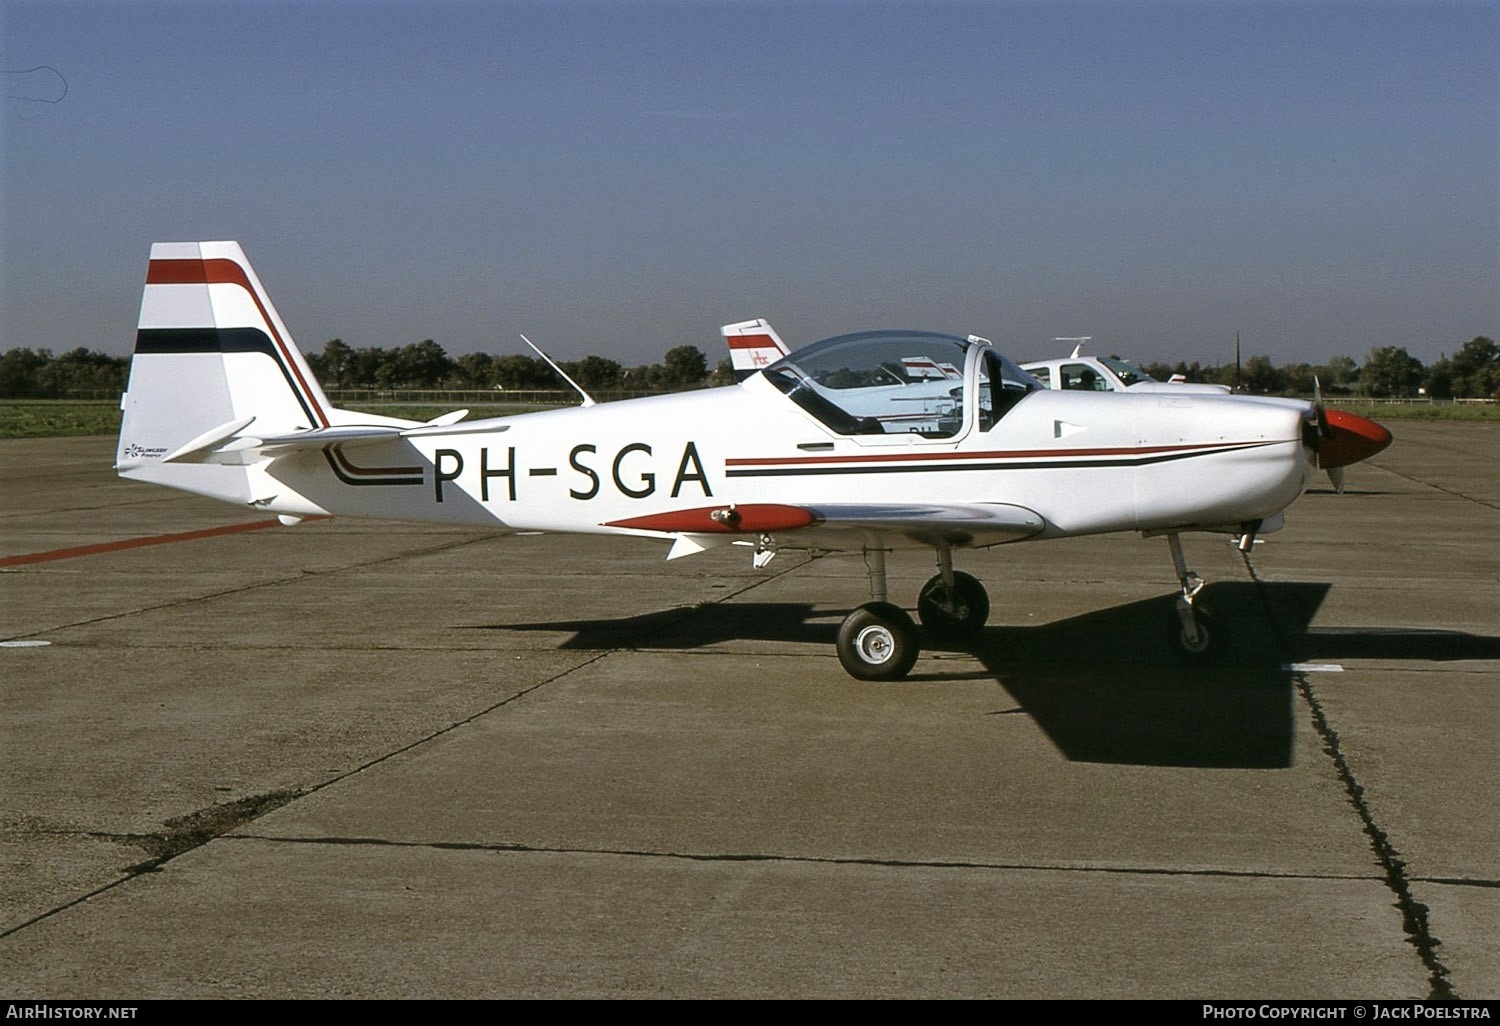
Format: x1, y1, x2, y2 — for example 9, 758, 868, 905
478, 602, 839, 650
1297, 627, 1500, 662
476, 582, 1498, 770
958, 583, 1323, 769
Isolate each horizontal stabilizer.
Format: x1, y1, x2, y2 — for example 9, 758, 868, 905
164, 413, 501, 465
400, 418, 510, 440
160, 416, 257, 463
162, 423, 407, 464
255, 424, 409, 453
424, 409, 470, 427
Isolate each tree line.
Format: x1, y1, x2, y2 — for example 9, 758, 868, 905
1133, 337, 1498, 401
302, 339, 717, 392
2, 336, 1495, 401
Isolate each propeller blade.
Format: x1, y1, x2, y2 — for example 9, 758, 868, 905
1313, 376, 1332, 439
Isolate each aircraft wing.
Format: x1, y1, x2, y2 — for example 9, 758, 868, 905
605, 501, 1046, 555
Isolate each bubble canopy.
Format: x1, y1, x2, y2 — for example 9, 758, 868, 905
761, 330, 1041, 437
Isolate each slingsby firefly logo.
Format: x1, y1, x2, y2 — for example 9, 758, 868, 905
122, 443, 168, 460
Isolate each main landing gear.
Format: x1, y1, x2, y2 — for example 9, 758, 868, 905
834, 535, 1229, 679
917, 547, 990, 643
836, 545, 991, 680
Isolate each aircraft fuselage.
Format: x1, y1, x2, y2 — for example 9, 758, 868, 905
234, 374, 1314, 547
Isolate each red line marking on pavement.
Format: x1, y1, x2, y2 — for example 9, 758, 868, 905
0, 518, 323, 568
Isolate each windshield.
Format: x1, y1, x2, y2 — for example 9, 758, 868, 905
764, 330, 1038, 437
1098, 355, 1159, 388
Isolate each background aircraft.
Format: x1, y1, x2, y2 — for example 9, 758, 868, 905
1019, 339, 1232, 395
118, 242, 1391, 679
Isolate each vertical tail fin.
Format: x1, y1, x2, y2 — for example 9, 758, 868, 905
117, 241, 334, 501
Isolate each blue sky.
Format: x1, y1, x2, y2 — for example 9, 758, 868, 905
3, 0, 1497, 368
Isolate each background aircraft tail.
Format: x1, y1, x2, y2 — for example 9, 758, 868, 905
722, 318, 791, 381
116, 241, 338, 502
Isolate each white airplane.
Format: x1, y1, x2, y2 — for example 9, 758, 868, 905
1020, 339, 1233, 395
117, 242, 1393, 680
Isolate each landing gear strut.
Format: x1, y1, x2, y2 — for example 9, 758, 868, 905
917, 545, 990, 642
836, 547, 921, 680
1166, 533, 1220, 660
834, 545, 993, 680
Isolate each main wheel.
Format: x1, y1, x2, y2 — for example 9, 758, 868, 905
917, 571, 990, 642
837, 602, 921, 681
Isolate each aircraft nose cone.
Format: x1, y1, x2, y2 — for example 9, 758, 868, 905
1318, 409, 1394, 469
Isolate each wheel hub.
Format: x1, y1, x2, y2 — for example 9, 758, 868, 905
854, 625, 895, 664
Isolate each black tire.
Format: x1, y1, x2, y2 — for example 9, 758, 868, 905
1173, 604, 1225, 663
917, 571, 990, 642
837, 602, 921, 681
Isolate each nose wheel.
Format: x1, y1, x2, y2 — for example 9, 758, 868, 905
1166, 533, 1226, 662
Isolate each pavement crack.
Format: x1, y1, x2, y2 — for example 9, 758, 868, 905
2, 533, 498, 643
1241, 549, 1457, 1000
117, 790, 304, 871
1412, 876, 1500, 890
1410, 876, 1494, 888
4, 543, 820, 941
0, 496, 182, 522
0, 789, 303, 940
1369, 459, 1499, 512
3, 576, 312, 642
296, 552, 823, 795
226, 833, 1390, 883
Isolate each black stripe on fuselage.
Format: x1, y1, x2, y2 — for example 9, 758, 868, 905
724, 443, 1281, 478
321, 448, 424, 487
134, 327, 319, 427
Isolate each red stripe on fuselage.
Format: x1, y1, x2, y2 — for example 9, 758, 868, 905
725, 440, 1268, 468
146, 257, 329, 427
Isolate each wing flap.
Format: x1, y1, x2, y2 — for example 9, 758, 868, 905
800, 502, 1046, 547
606, 502, 1045, 549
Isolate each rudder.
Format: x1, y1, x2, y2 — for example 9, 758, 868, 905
116, 241, 335, 501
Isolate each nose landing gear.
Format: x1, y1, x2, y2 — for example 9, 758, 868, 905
1166, 532, 1224, 661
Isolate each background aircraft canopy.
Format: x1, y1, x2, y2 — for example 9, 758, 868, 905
762, 330, 1039, 437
